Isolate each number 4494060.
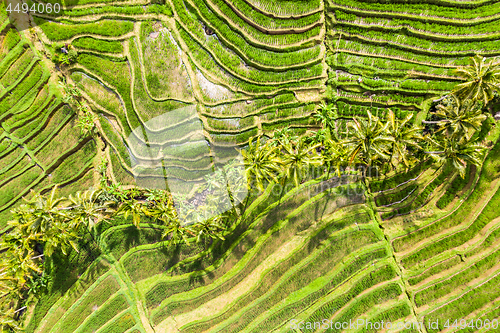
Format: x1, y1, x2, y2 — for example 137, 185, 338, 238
443, 319, 499, 330
6, 2, 61, 13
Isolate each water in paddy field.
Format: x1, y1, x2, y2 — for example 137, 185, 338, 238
127, 104, 247, 225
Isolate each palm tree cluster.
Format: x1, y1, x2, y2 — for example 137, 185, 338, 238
241, 109, 423, 194
241, 55, 499, 195
0, 177, 237, 327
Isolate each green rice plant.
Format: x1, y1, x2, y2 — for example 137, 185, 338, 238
54, 168, 95, 198
50, 275, 121, 333
0, 48, 35, 88
33, 16, 134, 41
76, 53, 137, 135
375, 184, 418, 207
244, 0, 321, 16
333, 9, 500, 39
370, 159, 432, 193
75, 293, 129, 333
180, 229, 380, 332
456, 305, 500, 333
109, 148, 135, 185
0, 137, 12, 156
407, 255, 461, 286
330, 51, 458, 79
424, 271, 500, 333
72, 37, 123, 54
178, 26, 323, 95
206, 247, 388, 333
99, 311, 136, 333
0, 63, 47, 115
24, 249, 108, 333
99, 115, 132, 166
332, 39, 470, 67
466, 226, 500, 257
261, 103, 315, 122
0, 155, 33, 186
393, 139, 500, 254
206, 116, 254, 131
34, 119, 85, 167
402, 183, 500, 268
173, 0, 322, 69
148, 186, 366, 324
49, 140, 96, 184
244, 249, 388, 332
415, 248, 500, 307
220, 0, 321, 30
2, 29, 21, 52
261, 117, 315, 134
102, 225, 166, 260
332, 25, 500, 55
436, 165, 473, 209
180, 25, 324, 85
140, 180, 318, 293
302, 269, 400, 332
4, 86, 53, 129
0, 165, 41, 209
327, 0, 500, 22
382, 163, 454, 220
204, 93, 297, 117
12, 100, 63, 143
197, 0, 322, 49
124, 241, 206, 285
0, 42, 26, 78
25, 106, 72, 151
364, 303, 412, 333
0, 145, 24, 171
325, 284, 404, 332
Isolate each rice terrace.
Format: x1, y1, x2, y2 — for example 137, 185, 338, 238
1, 0, 500, 331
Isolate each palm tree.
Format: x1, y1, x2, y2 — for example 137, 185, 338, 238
68, 189, 113, 232
452, 55, 500, 105
432, 96, 487, 140
42, 221, 80, 257
323, 139, 353, 177
15, 186, 67, 238
116, 198, 147, 228
241, 136, 283, 192
314, 102, 337, 139
191, 208, 226, 246
9, 187, 82, 258
0, 309, 23, 333
281, 137, 323, 187
162, 218, 195, 245
344, 111, 394, 168
425, 135, 485, 178
0, 242, 41, 293
145, 200, 176, 224
385, 110, 423, 169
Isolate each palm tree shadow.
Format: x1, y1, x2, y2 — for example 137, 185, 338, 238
49, 235, 102, 297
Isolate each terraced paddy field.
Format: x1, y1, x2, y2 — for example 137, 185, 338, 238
0, 9, 97, 229
1, 0, 500, 331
